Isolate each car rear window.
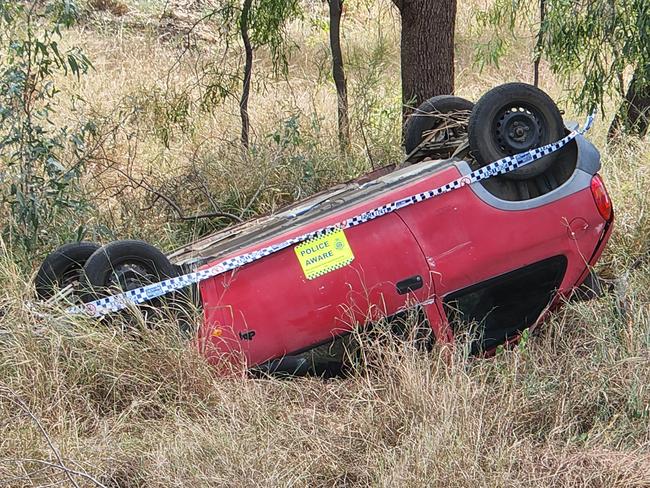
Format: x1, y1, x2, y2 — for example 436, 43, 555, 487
443, 255, 568, 353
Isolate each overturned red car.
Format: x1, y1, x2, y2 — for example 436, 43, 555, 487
36, 83, 614, 374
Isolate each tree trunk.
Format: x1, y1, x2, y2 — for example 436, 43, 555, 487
533, 0, 545, 87
328, 0, 350, 153
394, 0, 456, 121
609, 66, 650, 140
240, 0, 253, 148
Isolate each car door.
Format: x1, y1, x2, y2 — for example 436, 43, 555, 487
199, 213, 444, 367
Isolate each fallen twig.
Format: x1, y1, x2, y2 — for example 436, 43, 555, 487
0, 386, 108, 488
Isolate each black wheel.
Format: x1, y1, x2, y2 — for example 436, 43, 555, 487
468, 82, 564, 180
82, 240, 177, 301
35, 242, 101, 299
404, 95, 474, 155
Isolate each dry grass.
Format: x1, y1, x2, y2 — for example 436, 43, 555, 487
1, 0, 649, 486
1, 273, 648, 487
88, 0, 129, 16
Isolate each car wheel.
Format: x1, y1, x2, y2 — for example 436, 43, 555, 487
404, 95, 474, 156
35, 241, 101, 299
82, 240, 177, 301
468, 82, 564, 180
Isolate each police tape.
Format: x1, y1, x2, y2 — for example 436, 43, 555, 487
69, 113, 595, 317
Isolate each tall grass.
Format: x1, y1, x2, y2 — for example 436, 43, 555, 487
0, 0, 649, 486
1, 262, 648, 486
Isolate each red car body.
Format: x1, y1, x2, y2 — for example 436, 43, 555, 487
168, 132, 613, 370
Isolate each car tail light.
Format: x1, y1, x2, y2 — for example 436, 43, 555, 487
590, 174, 613, 222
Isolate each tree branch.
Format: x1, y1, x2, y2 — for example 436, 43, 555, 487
1, 458, 108, 488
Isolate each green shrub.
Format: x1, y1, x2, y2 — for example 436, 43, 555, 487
0, 0, 93, 252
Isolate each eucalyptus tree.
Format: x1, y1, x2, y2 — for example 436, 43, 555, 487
391, 0, 457, 120
0, 0, 92, 250
476, 0, 650, 138
327, 0, 350, 153
221, 0, 301, 148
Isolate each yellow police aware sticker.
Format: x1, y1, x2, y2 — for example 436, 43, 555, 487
294, 228, 354, 280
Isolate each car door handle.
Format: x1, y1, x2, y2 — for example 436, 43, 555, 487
396, 275, 423, 295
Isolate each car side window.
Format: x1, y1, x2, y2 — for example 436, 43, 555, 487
443, 256, 568, 353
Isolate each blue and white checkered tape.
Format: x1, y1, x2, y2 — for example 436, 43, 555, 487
68, 113, 595, 317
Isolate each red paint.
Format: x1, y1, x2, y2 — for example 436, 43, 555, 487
197, 165, 613, 368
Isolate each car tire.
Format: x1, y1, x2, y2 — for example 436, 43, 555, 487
35, 241, 101, 299
82, 240, 177, 301
468, 82, 564, 180
404, 95, 474, 155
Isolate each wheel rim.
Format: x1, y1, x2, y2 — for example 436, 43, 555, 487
59, 266, 85, 289
106, 260, 158, 292
493, 106, 544, 155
